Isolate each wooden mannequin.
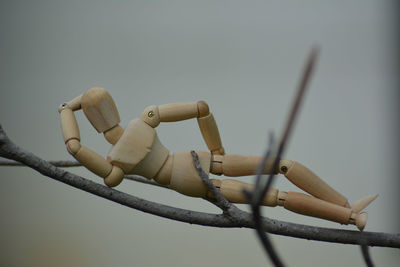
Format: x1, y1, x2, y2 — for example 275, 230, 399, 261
59, 87, 377, 230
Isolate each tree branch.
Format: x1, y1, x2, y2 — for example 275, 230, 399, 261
0, 124, 399, 249
245, 132, 285, 267
244, 47, 319, 267
190, 150, 233, 212
0, 159, 81, 167
0, 159, 167, 188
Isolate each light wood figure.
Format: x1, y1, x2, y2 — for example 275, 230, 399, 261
59, 88, 378, 230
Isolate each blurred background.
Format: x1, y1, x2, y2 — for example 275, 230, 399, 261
0, 1, 399, 266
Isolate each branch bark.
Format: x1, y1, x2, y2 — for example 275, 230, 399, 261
191, 150, 234, 212
0, 159, 167, 188
0, 125, 399, 249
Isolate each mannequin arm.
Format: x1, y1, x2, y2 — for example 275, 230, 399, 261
141, 101, 224, 155
58, 100, 124, 187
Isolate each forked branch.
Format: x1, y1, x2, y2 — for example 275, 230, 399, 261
0, 125, 399, 249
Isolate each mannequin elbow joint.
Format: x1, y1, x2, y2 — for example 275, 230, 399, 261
197, 101, 209, 117
66, 139, 81, 155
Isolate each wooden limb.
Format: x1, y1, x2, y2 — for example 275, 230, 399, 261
279, 191, 367, 230
196, 101, 224, 155
141, 101, 225, 155
59, 103, 124, 187
71, 141, 112, 177
280, 160, 350, 207
59, 107, 80, 142
197, 113, 224, 155
158, 102, 198, 122
141, 102, 200, 127
213, 179, 279, 207
65, 94, 82, 111
211, 154, 276, 176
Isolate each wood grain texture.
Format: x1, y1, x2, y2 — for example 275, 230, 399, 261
81, 87, 120, 133
158, 102, 198, 122
283, 161, 349, 207
283, 191, 351, 224
60, 108, 80, 142
197, 113, 224, 154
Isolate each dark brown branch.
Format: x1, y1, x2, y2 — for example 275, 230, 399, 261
247, 133, 285, 267
247, 47, 319, 267
261, 46, 319, 203
0, 124, 399, 248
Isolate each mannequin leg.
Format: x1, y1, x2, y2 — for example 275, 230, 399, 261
208, 178, 366, 230
164, 151, 368, 229
211, 154, 349, 207
277, 191, 366, 230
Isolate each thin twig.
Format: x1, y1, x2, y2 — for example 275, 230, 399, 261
263, 46, 319, 198
190, 151, 233, 212
248, 133, 285, 267
251, 132, 276, 206
0, 159, 81, 167
1, 125, 400, 248
125, 175, 168, 189
248, 47, 319, 267
0, 159, 168, 188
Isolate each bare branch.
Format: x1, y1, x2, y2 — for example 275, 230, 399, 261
246, 47, 320, 266
251, 132, 276, 206
247, 133, 285, 267
190, 150, 233, 212
0, 159, 168, 188
125, 175, 169, 189
0, 159, 80, 167
0, 124, 399, 249
261, 46, 319, 204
